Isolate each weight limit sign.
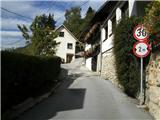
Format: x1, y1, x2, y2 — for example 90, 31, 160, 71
133, 42, 151, 58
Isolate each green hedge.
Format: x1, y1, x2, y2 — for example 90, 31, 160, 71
2, 51, 61, 113
113, 16, 147, 97
113, 1, 159, 97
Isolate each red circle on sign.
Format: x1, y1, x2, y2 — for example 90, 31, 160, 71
133, 25, 149, 41
133, 41, 151, 58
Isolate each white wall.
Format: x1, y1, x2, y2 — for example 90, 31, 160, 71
129, 0, 137, 17
102, 35, 114, 53
55, 27, 76, 62
85, 44, 91, 51
101, 18, 114, 53
86, 58, 92, 71
108, 19, 112, 38
85, 44, 92, 70
116, 7, 122, 24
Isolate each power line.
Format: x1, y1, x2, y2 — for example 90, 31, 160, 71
1, 7, 33, 21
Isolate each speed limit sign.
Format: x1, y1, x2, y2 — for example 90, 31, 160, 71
133, 25, 149, 41
133, 42, 151, 58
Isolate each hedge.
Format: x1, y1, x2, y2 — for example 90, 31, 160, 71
1, 51, 61, 113
113, 16, 150, 97
113, 1, 160, 97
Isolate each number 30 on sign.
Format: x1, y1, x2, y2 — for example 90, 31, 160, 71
133, 25, 149, 41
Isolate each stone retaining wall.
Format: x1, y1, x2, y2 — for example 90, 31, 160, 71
100, 50, 119, 86
146, 51, 160, 120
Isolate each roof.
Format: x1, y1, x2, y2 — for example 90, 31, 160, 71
89, 1, 118, 25
56, 25, 78, 42
82, 1, 121, 43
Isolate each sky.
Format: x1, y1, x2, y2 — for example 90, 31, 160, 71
1, 0, 106, 50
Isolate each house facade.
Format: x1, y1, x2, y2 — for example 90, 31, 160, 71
55, 25, 77, 63
82, 1, 160, 119
84, 0, 150, 75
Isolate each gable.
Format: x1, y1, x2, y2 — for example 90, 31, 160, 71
56, 25, 78, 42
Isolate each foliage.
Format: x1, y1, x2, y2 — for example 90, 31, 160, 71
63, 6, 82, 38
14, 44, 34, 55
80, 6, 95, 38
144, 1, 160, 34
113, 16, 143, 97
63, 6, 95, 52
17, 24, 30, 44
1, 51, 61, 113
144, 1, 160, 51
17, 14, 59, 56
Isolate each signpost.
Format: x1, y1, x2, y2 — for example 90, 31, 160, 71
133, 25, 150, 106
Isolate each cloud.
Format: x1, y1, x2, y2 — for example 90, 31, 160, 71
1, 18, 31, 30
1, 31, 22, 38
1, 0, 106, 49
1, 31, 26, 49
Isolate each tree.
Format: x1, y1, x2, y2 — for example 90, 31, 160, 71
79, 6, 95, 41
63, 6, 95, 53
83, 6, 95, 27
17, 14, 59, 56
17, 24, 30, 44
63, 6, 82, 38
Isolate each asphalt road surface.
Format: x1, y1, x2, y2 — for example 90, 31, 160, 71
16, 58, 153, 120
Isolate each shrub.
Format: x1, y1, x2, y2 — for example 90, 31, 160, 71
144, 1, 160, 52
113, 16, 144, 97
1, 51, 61, 113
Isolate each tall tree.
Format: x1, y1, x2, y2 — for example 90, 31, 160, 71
17, 14, 59, 56
17, 24, 30, 44
63, 6, 82, 38
79, 6, 95, 40
63, 6, 95, 53
83, 6, 95, 26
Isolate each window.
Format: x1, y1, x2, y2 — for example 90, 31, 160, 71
67, 43, 73, 49
59, 32, 64, 37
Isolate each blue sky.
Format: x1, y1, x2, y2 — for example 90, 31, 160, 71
1, 0, 106, 49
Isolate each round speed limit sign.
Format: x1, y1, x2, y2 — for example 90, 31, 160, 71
133, 25, 149, 41
133, 42, 151, 58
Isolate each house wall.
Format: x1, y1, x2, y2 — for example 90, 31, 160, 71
85, 44, 92, 70
55, 27, 76, 63
129, 0, 137, 17
98, 0, 150, 84
146, 52, 160, 120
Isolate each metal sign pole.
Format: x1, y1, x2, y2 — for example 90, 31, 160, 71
140, 57, 143, 105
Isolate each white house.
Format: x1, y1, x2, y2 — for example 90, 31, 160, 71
55, 25, 77, 63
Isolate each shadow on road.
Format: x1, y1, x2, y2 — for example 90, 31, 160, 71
16, 68, 86, 120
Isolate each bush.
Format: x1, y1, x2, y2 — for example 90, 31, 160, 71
1, 51, 61, 113
113, 16, 151, 97
113, 16, 143, 97
144, 1, 160, 34
144, 1, 160, 52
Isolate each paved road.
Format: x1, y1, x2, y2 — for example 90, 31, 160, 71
16, 59, 153, 120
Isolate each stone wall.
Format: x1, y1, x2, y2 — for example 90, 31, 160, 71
100, 49, 119, 86
146, 51, 160, 120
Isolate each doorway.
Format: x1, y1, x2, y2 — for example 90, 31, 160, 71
66, 54, 74, 63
